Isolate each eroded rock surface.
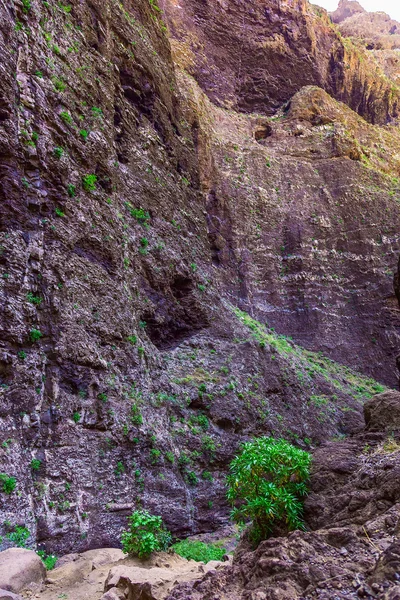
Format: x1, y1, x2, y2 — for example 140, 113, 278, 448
0, 0, 400, 560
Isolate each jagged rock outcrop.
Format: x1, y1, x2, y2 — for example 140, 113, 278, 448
1, 0, 400, 557
163, 0, 400, 124
331, 0, 400, 49
166, 391, 400, 600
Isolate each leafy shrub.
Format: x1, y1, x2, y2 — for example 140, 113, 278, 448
121, 510, 171, 558
60, 111, 72, 124
30, 458, 41, 471
227, 437, 311, 544
125, 205, 150, 225
37, 550, 57, 570
26, 292, 42, 305
6, 526, 29, 547
72, 412, 81, 423
0, 473, 16, 494
82, 174, 97, 191
67, 184, 76, 197
29, 328, 43, 342
172, 539, 225, 563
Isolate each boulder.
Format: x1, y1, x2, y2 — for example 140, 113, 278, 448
104, 555, 223, 600
0, 548, 46, 593
0, 591, 24, 600
364, 390, 400, 432
101, 588, 125, 600
46, 557, 93, 586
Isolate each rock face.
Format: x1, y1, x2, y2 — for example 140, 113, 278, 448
163, 0, 400, 123
0, 548, 46, 593
166, 392, 400, 600
0, 0, 400, 557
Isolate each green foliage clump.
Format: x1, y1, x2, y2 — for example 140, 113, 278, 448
121, 510, 171, 558
54, 146, 64, 158
60, 111, 72, 125
82, 174, 97, 191
172, 539, 225, 563
0, 473, 16, 494
72, 412, 81, 423
67, 184, 76, 197
37, 550, 57, 570
227, 437, 311, 544
26, 292, 42, 305
6, 526, 30, 547
29, 328, 43, 342
31, 458, 41, 471
125, 204, 150, 226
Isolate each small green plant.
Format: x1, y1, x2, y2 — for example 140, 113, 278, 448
72, 412, 81, 423
91, 106, 103, 117
82, 174, 97, 191
227, 437, 311, 544
115, 461, 125, 477
18, 351, 27, 360
37, 550, 57, 570
139, 237, 149, 254
54, 146, 64, 158
27, 292, 42, 305
55, 207, 65, 217
165, 451, 175, 464
131, 404, 143, 426
67, 184, 76, 197
127, 335, 137, 345
172, 539, 225, 563
6, 525, 29, 547
52, 77, 66, 92
186, 470, 198, 486
150, 448, 161, 465
60, 111, 72, 125
31, 458, 41, 471
202, 470, 213, 481
29, 328, 43, 342
0, 473, 16, 494
125, 205, 150, 226
121, 510, 171, 558
79, 129, 89, 140
22, 0, 31, 13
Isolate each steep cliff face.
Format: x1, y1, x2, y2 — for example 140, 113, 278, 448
0, 0, 400, 558
162, 0, 400, 124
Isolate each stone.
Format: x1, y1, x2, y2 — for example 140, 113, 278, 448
0, 590, 24, 600
364, 391, 400, 432
0, 549, 46, 593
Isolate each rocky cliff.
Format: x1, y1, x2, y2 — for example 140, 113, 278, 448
0, 0, 400, 561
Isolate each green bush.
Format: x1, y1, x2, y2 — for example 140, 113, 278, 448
0, 473, 16, 494
172, 539, 225, 563
6, 526, 29, 547
227, 437, 311, 544
30, 458, 41, 471
37, 550, 57, 570
121, 510, 171, 558
82, 174, 97, 191
29, 328, 43, 342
